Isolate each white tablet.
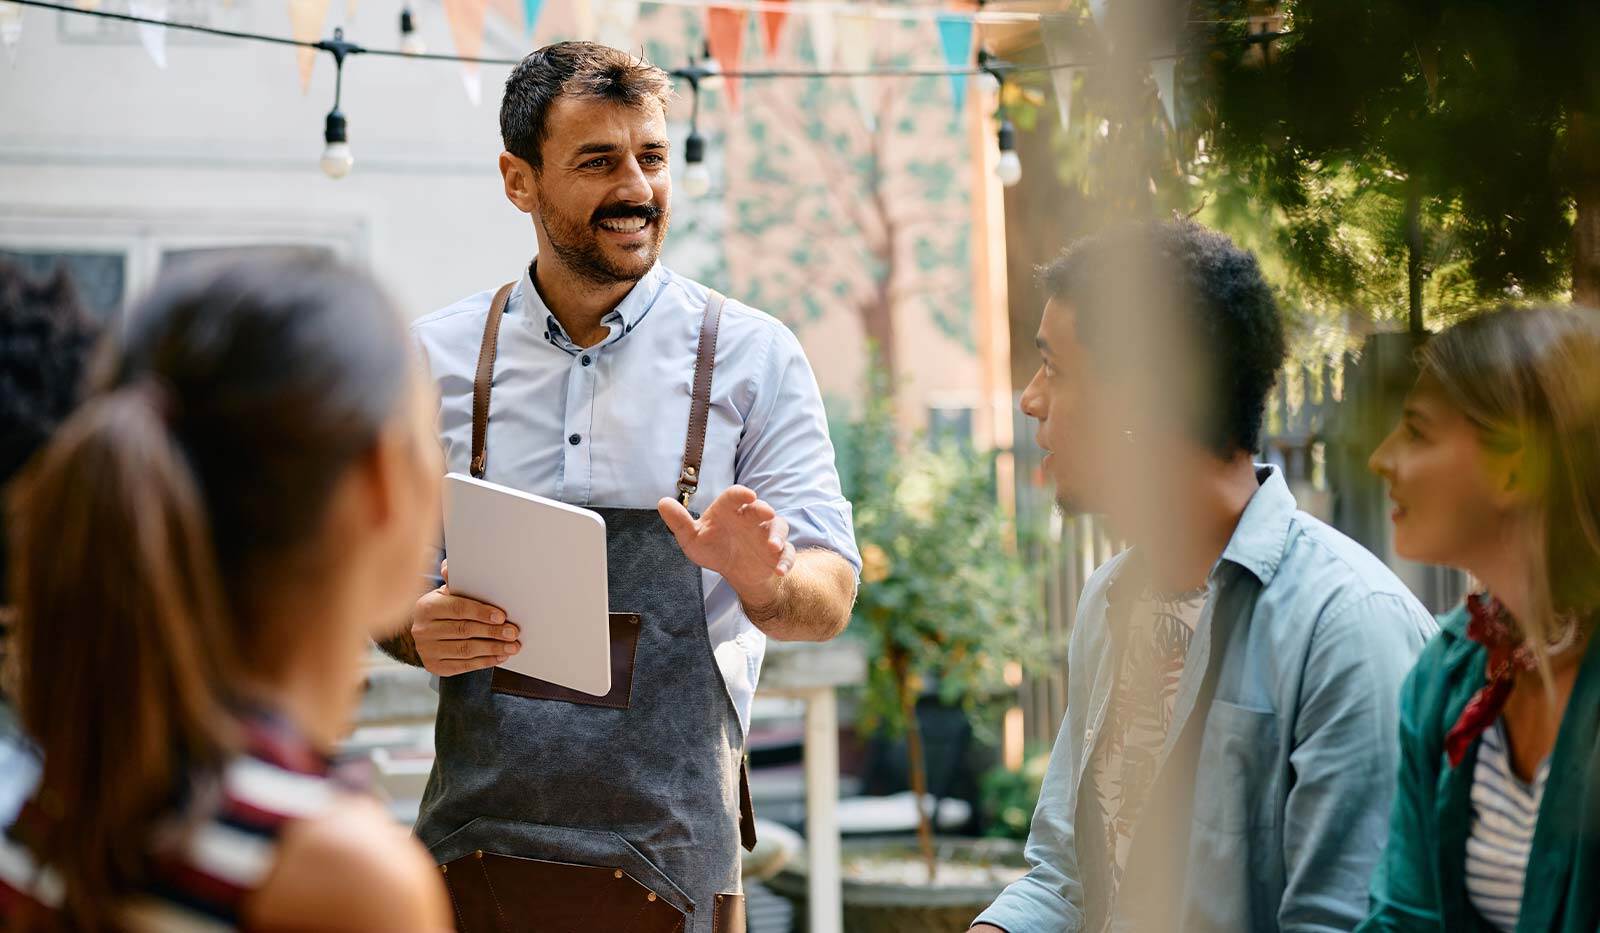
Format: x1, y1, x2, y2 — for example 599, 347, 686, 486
442, 473, 611, 696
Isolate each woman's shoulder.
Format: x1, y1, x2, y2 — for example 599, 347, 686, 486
1400, 602, 1484, 727
243, 792, 451, 931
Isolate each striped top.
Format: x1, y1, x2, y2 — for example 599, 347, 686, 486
1465, 720, 1549, 933
0, 710, 343, 931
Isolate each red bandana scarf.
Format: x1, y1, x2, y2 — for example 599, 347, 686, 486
1444, 593, 1568, 767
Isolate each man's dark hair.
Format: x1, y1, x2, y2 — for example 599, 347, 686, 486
500, 41, 674, 170
0, 261, 98, 490
1040, 221, 1286, 457
0, 261, 99, 606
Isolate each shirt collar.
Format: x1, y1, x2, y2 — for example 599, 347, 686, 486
1215, 464, 1297, 586
516, 261, 669, 350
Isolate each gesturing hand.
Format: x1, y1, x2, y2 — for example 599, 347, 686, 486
658, 486, 794, 604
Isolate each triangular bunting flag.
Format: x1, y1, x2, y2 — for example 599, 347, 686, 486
706, 7, 746, 108
837, 15, 874, 129
287, 0, 331, 92
1052, 66, 1077, 134
594, 0, 638, 51
0, 3, 22, 67
521, 0, 543, 36
129, 0, 168, 69
1152, 57, 1176, 128
1087, 0, 1108, 28
760, 0, 787, 57
442, 0, 490, 104
807, 7, 834, 70
1040, 17, 1078, 132
936, 14, 973, 117
487, 0, 519, 30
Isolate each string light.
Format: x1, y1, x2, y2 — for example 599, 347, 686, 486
399, 5, 425, 56
996, 120, 1021, 187
679, 56, 713, 197
319, 27, 357, 179
695, 39, 724, 93
980, 50, 1022, 188
7, 0, 1263, 186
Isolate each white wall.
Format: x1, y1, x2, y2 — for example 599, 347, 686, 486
0, 1, 574, 319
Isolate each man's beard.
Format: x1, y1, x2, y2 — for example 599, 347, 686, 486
537, 193, 668, 287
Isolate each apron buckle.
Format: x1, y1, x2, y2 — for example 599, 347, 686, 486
678, 466, 699, 506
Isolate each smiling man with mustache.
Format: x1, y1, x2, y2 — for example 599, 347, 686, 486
379, 43, 860, 932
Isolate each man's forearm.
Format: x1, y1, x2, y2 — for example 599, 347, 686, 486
377, 625, 424, 668
740, 548, 856, 642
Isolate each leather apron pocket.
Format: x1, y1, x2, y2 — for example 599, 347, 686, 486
441, 850, 686, 933
712, 893, 745, 933
433, 818, 692, 933
491, 613, 641, 709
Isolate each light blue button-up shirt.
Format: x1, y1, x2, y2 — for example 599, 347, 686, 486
411, 263, 860, 733
976, 466, 1438, 933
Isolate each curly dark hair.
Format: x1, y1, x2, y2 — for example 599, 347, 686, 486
1040, 221, 1286, 457
500, 41, 674, 170
1, 261, 100, 610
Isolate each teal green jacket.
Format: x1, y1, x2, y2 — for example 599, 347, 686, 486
1359, 604, 1600, 932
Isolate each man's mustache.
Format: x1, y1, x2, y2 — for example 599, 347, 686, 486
590, 203, 663, 224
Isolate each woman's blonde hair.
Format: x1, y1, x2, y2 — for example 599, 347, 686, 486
1417, 305, 1600, 652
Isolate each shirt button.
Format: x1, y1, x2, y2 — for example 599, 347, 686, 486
568, 434, 581, 446
581, 355, 592, 367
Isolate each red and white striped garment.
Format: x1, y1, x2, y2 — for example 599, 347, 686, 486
0, 710, 344, 931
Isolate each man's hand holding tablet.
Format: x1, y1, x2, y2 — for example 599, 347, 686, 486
411, 560, 522, 676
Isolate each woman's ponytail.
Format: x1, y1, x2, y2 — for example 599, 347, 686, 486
9, 381, 239, 929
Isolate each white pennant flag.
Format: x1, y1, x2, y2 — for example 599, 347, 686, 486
0, 3, 23, 67
1040, 18, 1078, 133
593, 0, 638, 50
1087, 0, 1108, 28
129, 0, 169, 69
1053, 67, 1077, 133
1152, 56, 1176, 128
807, 6, 834, 71
838, 14, 874, 130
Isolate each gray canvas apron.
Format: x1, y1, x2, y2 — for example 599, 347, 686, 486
415, 282, 753, 933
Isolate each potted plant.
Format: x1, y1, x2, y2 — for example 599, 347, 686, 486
772, 381, 1041, 932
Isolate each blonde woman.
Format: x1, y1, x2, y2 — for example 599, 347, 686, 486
1363, 306, 1600, 932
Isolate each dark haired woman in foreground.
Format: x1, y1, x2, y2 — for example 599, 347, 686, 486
0, 252, 450, 930
1363, 306, 1600, 931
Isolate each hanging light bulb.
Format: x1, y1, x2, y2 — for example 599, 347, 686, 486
698, 39, 724, 93
319, 28, 355, 179
996, 119, 1022, 188
683, 131, 711, 198
322, 109, 353, 179
400, 6, 426, 55
976, 48, 1002, 96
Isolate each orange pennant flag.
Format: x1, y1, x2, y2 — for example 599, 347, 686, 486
288, 0, 331, 92
760, 0, 788, 57
706, 6, 746, 108
442, 0, 490, 101
443, 0, 490, 59
488, 0, 522, 32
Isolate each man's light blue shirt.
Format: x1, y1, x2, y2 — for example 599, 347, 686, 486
411, 263, 861, 733
976, 466, 1438, 932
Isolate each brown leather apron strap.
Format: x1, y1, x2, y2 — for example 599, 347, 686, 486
678, 290, 726, 507
738, 760, 758, 852
469, 282, 517, 479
